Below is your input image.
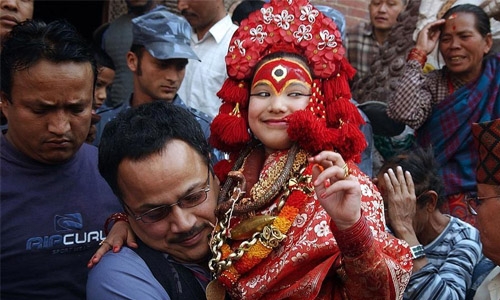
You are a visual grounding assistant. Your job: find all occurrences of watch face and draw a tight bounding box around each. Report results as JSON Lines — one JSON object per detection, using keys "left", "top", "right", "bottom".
{"left": 410, "top": 244, "right": 425, "bottom": 260}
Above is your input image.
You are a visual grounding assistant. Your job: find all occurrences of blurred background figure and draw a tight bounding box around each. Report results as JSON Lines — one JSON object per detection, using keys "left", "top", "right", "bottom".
{"left": 231, "top": 0, "right": 264, "bottom": 25}
{"left": 86, "top": 46, "right": 116, "bottom": 144}
{"left": 176, "top": 0, "right": 237, "bottom": 118}
{"left": 97, "top": 0, "right": 158, "bottom": 108}
{"left": 0, "top": 0, "right": 34, "bottom": 43}
{"left": 0, "top": 0, "right": 34, "bottom": 130}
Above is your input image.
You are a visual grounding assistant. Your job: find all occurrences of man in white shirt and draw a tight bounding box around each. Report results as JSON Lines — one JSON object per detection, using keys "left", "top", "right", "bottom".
{"left": 177, "top": 0, "right": 238, "bottom": 117}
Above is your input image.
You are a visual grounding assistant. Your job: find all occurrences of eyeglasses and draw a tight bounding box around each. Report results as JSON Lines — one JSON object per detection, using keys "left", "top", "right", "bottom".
{"left": 466, "top": 194, "right": 500, "bottom": 216}
{"left": 125, "top": 166, "right": 211, "bottom": 223}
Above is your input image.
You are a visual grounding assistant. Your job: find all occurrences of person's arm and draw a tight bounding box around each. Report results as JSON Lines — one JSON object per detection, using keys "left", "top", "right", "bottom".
{"left": 383, "top": 167, "right": 428, "bottom": 272}
{"left": 87, "top": 214, "right": 137, "bottom": 268}
{"left": 383, "top": 167, "right": 482, "bottom": 299}
{"left": 387, "top": 20, "right": 446, "bottom": 130}
{"left": 481, "top": 0, "right": 500, "bottom": 21}
{"left": 87, "top": 247, "right": 170, "bottom": 300}
{"left": 404, "top": 239, "right": 482, "bottom": 300}
{"left": 309, "top": 152, "right": 413, "bottom": 299}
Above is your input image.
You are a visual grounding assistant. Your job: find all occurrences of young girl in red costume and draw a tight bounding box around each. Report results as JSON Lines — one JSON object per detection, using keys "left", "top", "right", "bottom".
{"left": 206, "top": 0, "right": 412, "bottom": 299}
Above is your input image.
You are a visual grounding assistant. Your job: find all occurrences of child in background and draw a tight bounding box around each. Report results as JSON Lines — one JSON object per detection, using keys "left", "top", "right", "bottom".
{"left": 86, "top": 46, "right": 115, "bottom": 144}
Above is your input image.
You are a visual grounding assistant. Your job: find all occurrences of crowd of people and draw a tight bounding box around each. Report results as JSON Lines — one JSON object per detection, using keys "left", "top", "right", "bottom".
{"left": 1, "top": 0, "right": 500, "bottom": 299}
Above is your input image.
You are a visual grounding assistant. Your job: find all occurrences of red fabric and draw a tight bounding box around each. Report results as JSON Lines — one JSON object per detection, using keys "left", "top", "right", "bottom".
{"left": 440, "top": 192, "right": 477, "bottom": 227}
{"left": 217, "top": 149, "right": 412, "bottom": 300}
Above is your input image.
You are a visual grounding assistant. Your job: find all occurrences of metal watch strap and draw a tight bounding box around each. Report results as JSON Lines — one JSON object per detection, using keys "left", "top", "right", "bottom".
{"left": 410, "top": 244, "right": 426, "bottom": 260}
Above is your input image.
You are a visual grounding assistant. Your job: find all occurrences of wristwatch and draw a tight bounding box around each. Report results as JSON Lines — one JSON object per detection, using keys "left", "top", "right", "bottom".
{"left": 410, "top": 244, "right": 426, "bottom": 260}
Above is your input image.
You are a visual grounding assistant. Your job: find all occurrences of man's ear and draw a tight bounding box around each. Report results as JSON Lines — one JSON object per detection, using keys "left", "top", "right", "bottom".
{"left": 0, "top": 91, "right": 11, "bottom": 120}
{"left": 127, "top": 51, "right": 138, "bottom": 72}
{"left": 424, "top": 190, "right": 439, "bottom": 213}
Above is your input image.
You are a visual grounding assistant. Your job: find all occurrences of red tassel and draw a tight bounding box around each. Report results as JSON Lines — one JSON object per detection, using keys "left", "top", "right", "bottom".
{"left": 323, "top": 74, "right": 351, "bottom": 102}
{"left": 288, "top": 110, "right": 337, "bottom": 154}
{"left": 210, "top": 103, "right": 251, "bottom": 153}
{"left": 217, "top": 78, "right": 249, "bottom": 107}
{"left": 335, "top": 123, "right": 367, "bottom": 163}
{"left": 325, "top": 97, "right": 365, "bottom": 128}
{"left": 341, "top": 57, "right": 356, "bottom": 81}
{"left": 287, "top": 108, "right": 366, "bottom": 162}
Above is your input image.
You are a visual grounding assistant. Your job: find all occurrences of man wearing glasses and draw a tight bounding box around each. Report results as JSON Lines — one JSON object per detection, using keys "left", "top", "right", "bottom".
{"left": 469, "top": 119, "right": 500, "bottom": 300}
{"left": 87, "top": 101, "right": 219, "bottom": 299}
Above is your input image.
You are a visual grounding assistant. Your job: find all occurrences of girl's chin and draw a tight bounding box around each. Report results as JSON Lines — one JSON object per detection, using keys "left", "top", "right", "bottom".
{"left": 261, "top": 141, "right": 294, "bottom": 152}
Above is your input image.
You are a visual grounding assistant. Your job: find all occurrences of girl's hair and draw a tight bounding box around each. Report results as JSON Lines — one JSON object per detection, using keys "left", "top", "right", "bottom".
{"left": 442, "top": 4, "right": 491, "bottom": 37}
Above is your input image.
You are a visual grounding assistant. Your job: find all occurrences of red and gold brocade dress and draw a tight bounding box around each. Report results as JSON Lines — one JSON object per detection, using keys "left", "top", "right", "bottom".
{"left": 209, "top": 144, "right": 412, "bottom": 300}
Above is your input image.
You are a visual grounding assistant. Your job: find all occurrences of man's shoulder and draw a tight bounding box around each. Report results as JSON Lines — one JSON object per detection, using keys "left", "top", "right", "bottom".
{"left": 97, "top": 102, "right": 128, "bottom": 121}
{"left": 188, "top": 107, "right": 212, "bottom": 124}
{"left": 87, "top": 247, "right": 168, "bottom": 299}
{"left": 174, "top": 97, "right": 212, "bottom": 124}
{"left": 88, "top": 247, "right": 153, "bottom": 285}
{"left": 210, "top": 15, "right": 238, "bottom": 42}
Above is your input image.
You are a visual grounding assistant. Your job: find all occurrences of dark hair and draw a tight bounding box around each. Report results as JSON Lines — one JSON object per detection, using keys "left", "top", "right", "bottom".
{"left": 1, "top": 19, "right": 97, "bottom": 103}
{"left": 442, "top": 4, "right": 491, "bottom": 37}
{"left": 98, "top": 101, "right": 212, "bottom": 201}
{"left": 232, "top": 0, "right": 265, "bottom": 25}
{"left": 93, "top": 45, "right": 115, "bottom": 70}
{"left": 379, "top": 147, "right": 446, "bottom": 208}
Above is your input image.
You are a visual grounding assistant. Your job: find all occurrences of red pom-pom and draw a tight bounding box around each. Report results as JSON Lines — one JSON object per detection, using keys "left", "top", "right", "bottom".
{"left": 217, "top": 78, "right": 249, "bottom": 107}
{"left": 213, "top": 159, "right": 234, "bottom": 184}
{"left": 288, "top": 110, "right": 337, "bottom": 154}
{"left": 334, "top": 123, "right": 367, "bottom": 163}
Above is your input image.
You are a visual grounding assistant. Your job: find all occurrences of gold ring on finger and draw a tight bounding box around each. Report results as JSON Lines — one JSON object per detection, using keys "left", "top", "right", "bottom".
{"left": 342, "top": 163, "right": 350, "bottom": 179}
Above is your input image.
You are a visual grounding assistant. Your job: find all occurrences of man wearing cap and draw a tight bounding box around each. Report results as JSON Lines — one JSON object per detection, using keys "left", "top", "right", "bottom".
{"left": 470, "top": 119, "right": 500, "bottom": 299}
{"left": 93, "top": 6, "right": 213, "bottom": 151}
{"left": 98, "top": 0, "right": 158, "bottom": 108}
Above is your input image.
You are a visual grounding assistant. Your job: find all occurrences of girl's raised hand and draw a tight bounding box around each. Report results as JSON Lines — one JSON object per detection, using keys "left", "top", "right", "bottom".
{"left": 309, "top": 151, "right": 361, "bottom": 230}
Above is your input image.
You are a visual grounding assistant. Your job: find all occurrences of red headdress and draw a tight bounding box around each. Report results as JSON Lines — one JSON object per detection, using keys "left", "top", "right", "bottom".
{"left": 210, "top": 0, "right": 366, "bottom": 178}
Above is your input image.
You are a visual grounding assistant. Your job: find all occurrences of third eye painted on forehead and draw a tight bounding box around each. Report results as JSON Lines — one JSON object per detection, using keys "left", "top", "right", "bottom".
{"left": 251, "top": 58, "right": 312, "bottom": 95}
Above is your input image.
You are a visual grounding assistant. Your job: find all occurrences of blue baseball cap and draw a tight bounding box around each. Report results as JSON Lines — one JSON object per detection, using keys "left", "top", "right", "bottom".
{"left": 132, "top": 6, "right": 200, "bottom": 61}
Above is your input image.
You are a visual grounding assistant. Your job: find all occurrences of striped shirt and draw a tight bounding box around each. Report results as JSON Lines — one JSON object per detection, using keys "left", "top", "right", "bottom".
{"left": 404, "top": 216, "right": 482, "bottom": 300}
